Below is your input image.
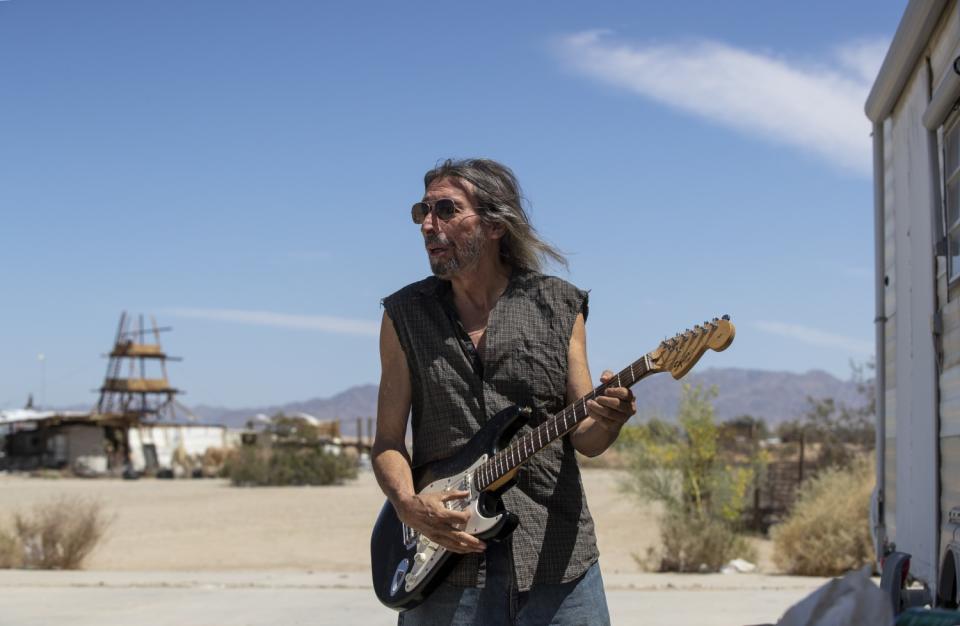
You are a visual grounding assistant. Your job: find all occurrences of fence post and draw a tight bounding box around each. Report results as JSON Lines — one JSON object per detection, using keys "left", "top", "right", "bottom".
{"left": 798, "top": 433, "right": 805, "bottom": 483}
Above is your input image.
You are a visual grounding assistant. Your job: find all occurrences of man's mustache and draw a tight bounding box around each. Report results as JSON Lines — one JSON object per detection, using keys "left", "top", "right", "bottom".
{"left": 424, "top": 234, "right": 452, "bottom": 247}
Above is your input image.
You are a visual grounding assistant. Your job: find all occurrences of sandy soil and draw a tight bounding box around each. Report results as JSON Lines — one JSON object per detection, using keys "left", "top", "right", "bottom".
{"left": 0, "top": 469, "right": 773, "bottom": 573}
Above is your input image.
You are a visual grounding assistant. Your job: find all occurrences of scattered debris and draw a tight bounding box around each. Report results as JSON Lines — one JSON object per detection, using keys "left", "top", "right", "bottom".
{"left": 721, "top": 558, "right": 757, "bottom": 574}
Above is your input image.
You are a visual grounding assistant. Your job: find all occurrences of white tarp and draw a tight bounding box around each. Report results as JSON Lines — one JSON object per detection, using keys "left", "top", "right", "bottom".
{"left": 776, "top": 567, "right": 894, "bottom": 626}
{"left": 0, "top": 409, "right": 91, "bottom": 425}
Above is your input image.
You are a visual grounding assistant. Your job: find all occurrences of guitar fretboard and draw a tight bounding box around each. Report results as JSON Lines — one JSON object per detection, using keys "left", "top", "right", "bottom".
{"left": 472, "top": 353, "right": 655, "bottom": 492}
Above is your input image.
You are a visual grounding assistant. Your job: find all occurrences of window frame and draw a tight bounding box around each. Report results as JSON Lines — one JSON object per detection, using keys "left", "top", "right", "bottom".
{"left": 940, "top": 109, "right": 960, "bottom": 285}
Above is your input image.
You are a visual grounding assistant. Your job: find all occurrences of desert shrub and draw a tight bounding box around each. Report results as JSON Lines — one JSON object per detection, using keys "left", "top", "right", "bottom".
{"left": 644, "top": 509, "right": 757, "bottom": 573}
{"left": 224, "top": 446, "right": 357, "bottom": 487}
{"left": 3, "top": 498, "right": 109, "bottom": 569}
{"left": 199, "top": 446, "right": 229, "bottom": 477}
{"left": 0, "top": 528, "right": 22, "bottom": 568}
{"left": 619, "top": 385, "right": 762, "bottom": 572}
{"left": 771, "top": 455, "right": 874, "bottom": 576}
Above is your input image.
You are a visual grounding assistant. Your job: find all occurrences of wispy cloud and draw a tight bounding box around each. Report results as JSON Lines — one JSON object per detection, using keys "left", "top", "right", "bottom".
{"left": 756, "top": 320, "right": 873, "bottom": 355}
{"left": 165, "top": 308, "right": 379, "bottom": 336}
{"left": 554, "top": 31, "right": 886, "bottom": 175}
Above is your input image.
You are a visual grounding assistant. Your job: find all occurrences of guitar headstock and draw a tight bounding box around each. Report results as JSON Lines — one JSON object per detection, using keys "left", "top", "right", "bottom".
{"left": 650, "top": 315, "right": 735, "bottom": 379}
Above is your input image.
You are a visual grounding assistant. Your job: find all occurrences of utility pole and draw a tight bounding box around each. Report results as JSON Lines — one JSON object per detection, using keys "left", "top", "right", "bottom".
{"left": 37, "top": 353, "right": 46, "bottom": 409}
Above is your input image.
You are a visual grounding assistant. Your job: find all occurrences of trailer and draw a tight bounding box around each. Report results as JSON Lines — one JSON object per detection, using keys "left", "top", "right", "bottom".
{"left": 867, "top": 0, "right": 960, "bottom": 612}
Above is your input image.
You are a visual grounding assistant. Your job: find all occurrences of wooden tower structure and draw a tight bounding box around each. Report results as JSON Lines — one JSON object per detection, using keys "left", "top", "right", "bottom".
{"left": 96, "top": 312, "right": 192, "bottom": 421}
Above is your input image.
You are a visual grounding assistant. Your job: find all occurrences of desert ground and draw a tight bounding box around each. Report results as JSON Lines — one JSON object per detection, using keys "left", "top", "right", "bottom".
{"left": 0, "top": 469, "right": 769, "bottom": 574}
{"left": 0, "top": 469, "right": 826, "bottom": 625}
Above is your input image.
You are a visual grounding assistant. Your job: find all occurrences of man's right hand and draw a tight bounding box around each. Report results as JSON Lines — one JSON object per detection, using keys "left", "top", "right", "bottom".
{"left": 395, "top": 491, "right": 487, "bottom": 555}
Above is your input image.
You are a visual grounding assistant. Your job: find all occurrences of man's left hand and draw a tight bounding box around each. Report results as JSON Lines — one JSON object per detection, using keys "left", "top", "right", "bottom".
{"left": 585, "top": 370, "right": 637, "bottom": 433}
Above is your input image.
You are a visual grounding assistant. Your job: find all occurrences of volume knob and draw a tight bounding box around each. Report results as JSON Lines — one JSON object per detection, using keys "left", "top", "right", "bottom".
{"left": 414, "top": 552, "right": 427, "bottom": 564}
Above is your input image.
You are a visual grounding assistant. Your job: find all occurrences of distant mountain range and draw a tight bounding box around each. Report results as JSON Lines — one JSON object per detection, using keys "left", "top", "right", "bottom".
{"left": 190, "top": 384, "right": 380, "bottom": 431}
{"left": 187, "top": 368, "right": 870, "bottom": 434}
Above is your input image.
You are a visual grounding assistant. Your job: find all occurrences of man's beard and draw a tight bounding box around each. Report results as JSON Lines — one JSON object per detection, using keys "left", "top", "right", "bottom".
{"left": 425, "top": 227, "right": 485, "bottom": 279}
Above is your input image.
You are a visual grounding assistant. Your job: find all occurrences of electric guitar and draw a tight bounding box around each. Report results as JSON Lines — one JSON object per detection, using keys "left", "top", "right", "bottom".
{"left": 370, "top": 315, "right": 736, "bottom": 610}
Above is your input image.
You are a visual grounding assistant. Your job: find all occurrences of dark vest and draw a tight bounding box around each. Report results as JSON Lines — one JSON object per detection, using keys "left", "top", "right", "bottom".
{"left": 382, "top": 270, "right": 599, "bottom": 591}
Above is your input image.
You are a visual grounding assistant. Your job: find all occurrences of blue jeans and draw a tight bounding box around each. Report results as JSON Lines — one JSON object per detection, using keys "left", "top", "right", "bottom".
{"left": 397, "top": 542, "right": 610, "bottom": 626}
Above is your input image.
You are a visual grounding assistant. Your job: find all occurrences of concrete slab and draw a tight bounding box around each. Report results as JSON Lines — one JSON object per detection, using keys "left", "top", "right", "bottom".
{"left": 0, "top": 570, "right": 831, "bottom": 626}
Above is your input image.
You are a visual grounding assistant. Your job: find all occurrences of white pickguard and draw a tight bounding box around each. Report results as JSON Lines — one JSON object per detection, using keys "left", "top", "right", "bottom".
{"left": 394, "top": 455, "right": 500, "bottom": 595}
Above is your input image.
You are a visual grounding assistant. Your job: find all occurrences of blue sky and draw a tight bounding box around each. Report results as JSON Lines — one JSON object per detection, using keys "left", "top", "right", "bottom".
{"left": 0, "top": 1, "right": 906, "bottom": 409}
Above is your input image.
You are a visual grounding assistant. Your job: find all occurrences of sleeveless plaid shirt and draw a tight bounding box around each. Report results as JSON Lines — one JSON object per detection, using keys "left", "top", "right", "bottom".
{"left": 382, "top": 270, "right": 599, "bottom": 591}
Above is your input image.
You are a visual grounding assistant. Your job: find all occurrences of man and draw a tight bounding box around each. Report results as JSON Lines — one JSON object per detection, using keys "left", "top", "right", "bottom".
{"left": 373, "top": 158, "right": 636, "bottom": 625}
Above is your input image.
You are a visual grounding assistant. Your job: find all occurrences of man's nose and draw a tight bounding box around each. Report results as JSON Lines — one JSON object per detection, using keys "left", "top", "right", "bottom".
{"left": 420, "top": 209, "right": 440, "bottom": 235}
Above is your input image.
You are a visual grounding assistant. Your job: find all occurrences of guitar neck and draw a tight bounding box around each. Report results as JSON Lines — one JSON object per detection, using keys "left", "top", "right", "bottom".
{"left": 473, "top": 352, "right": 656, "bottom": 492}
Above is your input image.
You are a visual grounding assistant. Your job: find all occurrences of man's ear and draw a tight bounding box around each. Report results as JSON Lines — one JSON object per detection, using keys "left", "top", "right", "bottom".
{"left": 487, "top": 222, "right": 506, "bottom": 240}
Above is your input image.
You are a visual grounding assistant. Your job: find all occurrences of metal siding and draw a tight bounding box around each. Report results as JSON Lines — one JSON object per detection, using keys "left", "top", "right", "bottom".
{"left": 884, "top": 114, "right": 898, "bottom": 535}
{"left": 886, "top": 442, "right": 898, "bottom": 540}
{"left": 889, "top": 58, "right": 940, "bottom": 589}
{"left": 62, "top": 425, "right": 105, "bottom": 466}
{"left": 886, "top": 385, "right": 897, "bottom": 438}
{"left": 885, "top": 118, "right": 897, "bottom": 318}
{"left": 938, "top": 257, "right": 948, "bottom": 307}
{"left": 886, "top": 321, "right": 897, "bottom": 389}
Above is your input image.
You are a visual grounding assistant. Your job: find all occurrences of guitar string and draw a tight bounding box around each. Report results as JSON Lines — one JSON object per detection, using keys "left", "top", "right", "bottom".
{"left": 473, "top": 321, "right": 723, "bottom": 490}
{"left": 473, "top": 353, "right": 650, "bottom": 491}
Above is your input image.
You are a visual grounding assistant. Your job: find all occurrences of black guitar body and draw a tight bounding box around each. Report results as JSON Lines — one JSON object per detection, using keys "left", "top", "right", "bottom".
{"left": 370, "top": 404, "right": 529, "bottom": 611}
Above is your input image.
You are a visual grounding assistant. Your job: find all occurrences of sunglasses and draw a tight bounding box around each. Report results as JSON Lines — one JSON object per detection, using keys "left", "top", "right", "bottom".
{"left": 411, "top": 198, "right": 460, "bottom": 224}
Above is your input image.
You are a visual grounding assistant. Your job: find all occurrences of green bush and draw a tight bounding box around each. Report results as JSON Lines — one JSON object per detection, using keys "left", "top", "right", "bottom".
{"left": 619, "top": 385, "right": 761, "bottom": 572}
{"left": 0, "top": 498, "right": 109, "bottom": 570}
{"left": 224, "top": 446, "right": 357, "bottom": 487}
{"left": 771, "top": 455, "right": 874, "bottom": 576}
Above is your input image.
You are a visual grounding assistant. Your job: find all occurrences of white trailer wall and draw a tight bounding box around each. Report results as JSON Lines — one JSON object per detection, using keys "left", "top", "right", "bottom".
{"left": 870, "top": 0, "right": 960, "bottom": 597}
{"left": 128, "top": 424, "right": 227, "bottom": 472}
{"left": 886, "top": 57, "right": 941, "bottom": 588}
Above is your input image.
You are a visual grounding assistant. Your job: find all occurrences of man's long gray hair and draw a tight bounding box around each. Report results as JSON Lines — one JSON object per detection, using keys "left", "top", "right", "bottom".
{"left": 424, "top": 158, "right": 567, "bottom": 273}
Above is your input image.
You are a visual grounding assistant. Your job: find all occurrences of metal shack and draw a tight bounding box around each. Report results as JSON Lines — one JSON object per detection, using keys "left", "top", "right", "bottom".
{"left": 0, "top": 409, "right": 122, "bottom": 472}
{"left": 867, "top": 0, "right": 960, "bottom": 607}
{"left": 0, "top": 313, "right": 229, "bottom": 476}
